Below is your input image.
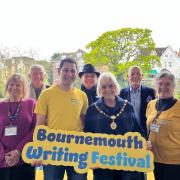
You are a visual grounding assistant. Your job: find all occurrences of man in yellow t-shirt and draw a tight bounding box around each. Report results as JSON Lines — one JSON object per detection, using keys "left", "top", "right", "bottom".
{"left": 34, "top": 58, "right": 88, "bottom": 180}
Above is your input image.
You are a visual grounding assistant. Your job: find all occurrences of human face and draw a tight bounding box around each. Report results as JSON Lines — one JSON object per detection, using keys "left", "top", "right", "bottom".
{"left": 157, "top": 76, "right": 175, "bottom": 99}
{"left": 7, "top": 80, "right": 23, "bottom": 101}
{"left": 29, "top": 68, "right": 45, "bottom": 88}
{"left": 100, "top": 79, "right": 116, "bottom": 100}
{"left": 81, "top": 73, "right": 97, "bottom": 89}
{"left": 58, "top": 62, "right": 77, "bottom": 87}
{"left": 128, "top": 67, "right": 143, "bottom": 90}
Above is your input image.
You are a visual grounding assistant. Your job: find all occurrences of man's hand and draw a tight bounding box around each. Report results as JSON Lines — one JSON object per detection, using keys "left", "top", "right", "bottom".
{"left": 31, "top": 160, "right": 43, "bottom": 167}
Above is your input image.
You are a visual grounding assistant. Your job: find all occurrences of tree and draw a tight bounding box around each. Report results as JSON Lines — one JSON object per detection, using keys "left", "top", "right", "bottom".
{"left": 84, "top": 28, "right": 160, "bottom": 77}
{"left": 0, "top": 45, "right": 11, "bottom": 59}
{"left": 51, "top": 52, "right": 61, "bottom": 60}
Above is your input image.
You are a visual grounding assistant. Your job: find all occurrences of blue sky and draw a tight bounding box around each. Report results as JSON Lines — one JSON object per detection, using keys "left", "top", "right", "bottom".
{"left": 0, "top": 0, "right": 179, "bottom": 59}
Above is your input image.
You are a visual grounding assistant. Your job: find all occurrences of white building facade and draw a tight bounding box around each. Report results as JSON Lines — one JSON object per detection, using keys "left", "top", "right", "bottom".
{"left": 154, "top": 46, "right": 180, "bottom": 78}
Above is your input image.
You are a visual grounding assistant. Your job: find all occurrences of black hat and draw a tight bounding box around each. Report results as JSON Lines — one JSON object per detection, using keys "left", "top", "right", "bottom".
{"left": 79, "top": 64, "right": 100, "bottom": 78}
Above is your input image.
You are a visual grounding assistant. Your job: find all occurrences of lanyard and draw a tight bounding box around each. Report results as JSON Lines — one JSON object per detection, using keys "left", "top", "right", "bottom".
{"left": 8, "top": 99, "right": 21, "bottom": 123}
{"left": 147, "top": 99, "right": 171, "bottom": 139}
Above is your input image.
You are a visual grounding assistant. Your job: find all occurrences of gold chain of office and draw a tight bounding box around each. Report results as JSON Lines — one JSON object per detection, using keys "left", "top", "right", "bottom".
{"left": 95, "top": 100, "right": 128, "bottom": 130}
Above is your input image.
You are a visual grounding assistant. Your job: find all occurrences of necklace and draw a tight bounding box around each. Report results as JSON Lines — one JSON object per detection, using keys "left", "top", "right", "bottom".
{"left": 8, "top": 99, "right": 22, "bottom": 123}
{"left": 95, "top": 100, "right": 128, "bottom": 130}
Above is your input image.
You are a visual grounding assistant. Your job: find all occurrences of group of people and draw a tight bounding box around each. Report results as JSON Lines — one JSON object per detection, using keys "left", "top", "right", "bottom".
{"left": 0, "top": 58, "right": 179, "bottom": 180}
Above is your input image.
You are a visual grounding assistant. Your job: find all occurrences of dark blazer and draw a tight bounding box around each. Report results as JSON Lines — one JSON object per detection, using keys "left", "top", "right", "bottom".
{"left": 119, "top": 85, "right": 156, "bottom": 137}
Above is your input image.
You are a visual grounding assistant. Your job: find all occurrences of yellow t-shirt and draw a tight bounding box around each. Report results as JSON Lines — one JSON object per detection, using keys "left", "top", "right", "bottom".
{"left": 35, "top": 85, "right": 88, "bottom": 131}
{"left": 146, "top": 99, "right": 180, "bottom": 164}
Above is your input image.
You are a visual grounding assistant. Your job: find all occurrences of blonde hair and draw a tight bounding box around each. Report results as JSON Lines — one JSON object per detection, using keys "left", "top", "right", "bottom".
{"left": 97, "top": 72, "right": 120, "bottom": 97}
{"left": 4, "top": 73, "right": 29, "bottom": 98}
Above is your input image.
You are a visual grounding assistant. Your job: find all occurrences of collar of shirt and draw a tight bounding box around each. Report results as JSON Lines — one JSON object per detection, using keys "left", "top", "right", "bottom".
{"left": 130, "top": 85, "right": 141, "bottom": 93}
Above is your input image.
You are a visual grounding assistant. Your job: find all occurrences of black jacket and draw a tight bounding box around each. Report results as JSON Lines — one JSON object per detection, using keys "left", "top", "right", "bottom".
{"left": 81, "top": 85, "right": 98, "bottom": 105}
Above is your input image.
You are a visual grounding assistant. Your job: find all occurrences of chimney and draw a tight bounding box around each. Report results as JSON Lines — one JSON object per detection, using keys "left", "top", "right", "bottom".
{"left": 178, "top": 49, "right": 180, "bottom": 57}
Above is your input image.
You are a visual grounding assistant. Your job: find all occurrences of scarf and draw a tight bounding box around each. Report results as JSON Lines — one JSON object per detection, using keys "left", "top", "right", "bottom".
{"left": 29, "top": 83, "right": 47, "bottom": 100}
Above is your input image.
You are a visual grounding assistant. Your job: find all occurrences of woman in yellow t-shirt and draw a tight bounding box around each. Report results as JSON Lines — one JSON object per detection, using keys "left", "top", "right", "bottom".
{"left": 146, "top": 70, "right": 180, "bottom": 180}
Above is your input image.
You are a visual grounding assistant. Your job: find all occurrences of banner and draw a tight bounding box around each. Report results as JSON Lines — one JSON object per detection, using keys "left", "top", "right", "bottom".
{"left": 22, "top": 125, "right": 154, "bottom": 174}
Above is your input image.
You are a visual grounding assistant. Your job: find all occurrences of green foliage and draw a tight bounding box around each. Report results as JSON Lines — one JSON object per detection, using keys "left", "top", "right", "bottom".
{"left": 0, "top": 81, "right": 4, "bottom": 98}
{"left": 84, "top": 28, "right": 160, "bottom": 77}
{"left": 51, "top": 53, "right": 60, "bottom": 60}
{"left": 175, "top": 93, "right": 180, "bottom": 99}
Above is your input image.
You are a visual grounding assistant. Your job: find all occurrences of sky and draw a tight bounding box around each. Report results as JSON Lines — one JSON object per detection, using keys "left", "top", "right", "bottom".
{"left": 0, "top": 0, "right": 179, "bottom": 60}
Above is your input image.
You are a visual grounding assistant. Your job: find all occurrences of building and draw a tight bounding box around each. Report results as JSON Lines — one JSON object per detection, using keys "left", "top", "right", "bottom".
{"left": 0, "top": 56, "right": 35, "bottom": 82}
{"left": 152, "top": 46, "right": 180, "bottom": 78}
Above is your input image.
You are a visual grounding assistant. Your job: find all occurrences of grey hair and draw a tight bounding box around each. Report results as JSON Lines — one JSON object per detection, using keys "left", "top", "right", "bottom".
{"left": 156, "top": 70, "right": 176, "bottom": 86}
{"left": 97, "top": 72, "right": 120, "bottom": 97}
{"left": 128, "top": 65, "right": 142, "bottom": 75}
{"left": 4, "top": 73, "right": 29, "bottom": 98}
{"left": 29, "top": 64, "right": 46, "bottom": 76}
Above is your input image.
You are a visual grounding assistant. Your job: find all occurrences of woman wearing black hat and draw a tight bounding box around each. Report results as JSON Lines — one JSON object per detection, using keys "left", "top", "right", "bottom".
{"left": 79, "top": 64, "right": 100, "bottom": 105}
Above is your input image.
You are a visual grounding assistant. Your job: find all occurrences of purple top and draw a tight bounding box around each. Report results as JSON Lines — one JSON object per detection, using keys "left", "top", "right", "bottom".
{"left": 0, "top": 98, "right": 36, "bottom": 167}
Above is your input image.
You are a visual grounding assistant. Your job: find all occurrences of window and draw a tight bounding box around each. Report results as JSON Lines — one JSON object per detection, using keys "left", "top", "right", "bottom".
{"left": 77, "top": 52, "right": 82, "bottom": 58}
{"left": 61, "top": 55, "right": 66, "bottom": 60}
{"left": 168, "top": 62, "right": 172, "bottom": 67}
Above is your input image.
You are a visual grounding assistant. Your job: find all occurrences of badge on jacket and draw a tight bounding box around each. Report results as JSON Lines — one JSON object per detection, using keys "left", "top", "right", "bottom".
{"left": 146, "top": 96, "right": 153, "bottom": 103}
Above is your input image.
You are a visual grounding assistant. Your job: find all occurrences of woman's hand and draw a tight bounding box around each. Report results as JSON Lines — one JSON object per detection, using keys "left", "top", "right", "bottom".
{"left": 5, "top": 150, "right": 20, "bottom": 167}
{"left": 146, "top": 140, "right": 152, "bottom": 150}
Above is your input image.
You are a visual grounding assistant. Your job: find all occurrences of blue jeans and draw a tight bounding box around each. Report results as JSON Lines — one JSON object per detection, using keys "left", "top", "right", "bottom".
{"left": 43, "top": 165, "right": 87, "bottom": 180}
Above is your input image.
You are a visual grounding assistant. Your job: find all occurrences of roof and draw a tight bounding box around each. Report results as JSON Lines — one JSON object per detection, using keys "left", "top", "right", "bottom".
{"left": 155, "top": 47, "right": 167, "bottom": 57}
{"left": 11, "top": 56, "right": 34, "bottom": 60}
{"left": 140, "top": 47, "right": 168, "bottom": 57}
